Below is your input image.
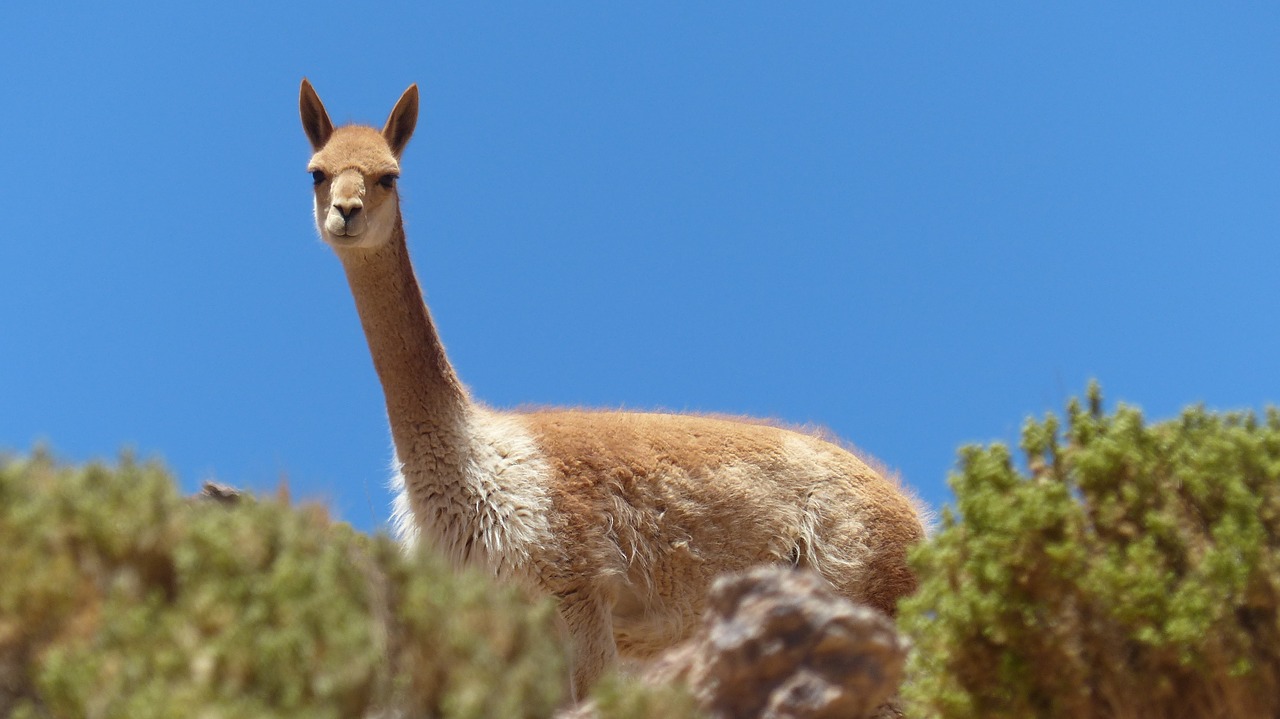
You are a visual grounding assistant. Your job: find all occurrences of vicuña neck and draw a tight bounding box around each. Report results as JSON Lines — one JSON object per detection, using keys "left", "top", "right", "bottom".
{"left": 337, "top": 216, "right": 470, "bottom": 462}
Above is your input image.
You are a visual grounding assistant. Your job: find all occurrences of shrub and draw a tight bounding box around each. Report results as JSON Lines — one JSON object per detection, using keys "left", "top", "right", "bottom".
{"left": 584, "top": 675, "right": 704, "bottom": 719}
{"left": 901, "top": 385, "right": 1280, "bottom": 718}
{"left": 0, "top": 450, "right": 567, "bottom": 718}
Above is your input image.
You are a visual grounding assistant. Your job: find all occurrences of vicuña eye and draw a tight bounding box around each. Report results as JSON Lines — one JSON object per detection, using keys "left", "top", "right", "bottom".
{"left": 379, "top": 174, "right": 398, "bottom": 189}
{"left": 311, "top": 170, "right": 326, "bottom": 185}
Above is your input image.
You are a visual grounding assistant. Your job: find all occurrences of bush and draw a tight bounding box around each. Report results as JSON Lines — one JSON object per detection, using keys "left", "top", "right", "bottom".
{"left": 0, "top": 450, "right": 567, "bottom": 718}
{"left": 584, "top": 675, "right": 704, "bottom": 719}
{"left": 901, "top": 385, "right": 1280, "bottom": 718}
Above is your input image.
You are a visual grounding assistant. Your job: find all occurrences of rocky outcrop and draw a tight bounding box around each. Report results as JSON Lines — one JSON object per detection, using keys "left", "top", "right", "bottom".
{"left": 197, "top": 480, "right": 243, "bottom": 504}
{"left": 565, "top": 566, "right": 909, "bottom": 719}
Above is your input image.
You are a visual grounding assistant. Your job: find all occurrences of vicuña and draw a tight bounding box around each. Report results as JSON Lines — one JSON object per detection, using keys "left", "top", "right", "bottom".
{"left": 299, "top": 79, "right": 925, "bottom": 697}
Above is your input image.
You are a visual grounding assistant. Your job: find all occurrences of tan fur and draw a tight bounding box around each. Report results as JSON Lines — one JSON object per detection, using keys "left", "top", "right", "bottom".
{"left": 299, "top": 79, "right": 926, "bottom": 698}
{"left": 520, "top": 412, "right": 921, "bottom": 655}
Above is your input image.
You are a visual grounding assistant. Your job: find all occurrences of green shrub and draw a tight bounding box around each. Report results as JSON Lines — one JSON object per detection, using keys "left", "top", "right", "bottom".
{"left": 0, "top": 450, "right": 567, "bottom": 718}
{"left": 901, "top": 384, "right": 1280, "bottom": 718}
{"left": 587, "top": 674, "right": 704, "bottom": 719}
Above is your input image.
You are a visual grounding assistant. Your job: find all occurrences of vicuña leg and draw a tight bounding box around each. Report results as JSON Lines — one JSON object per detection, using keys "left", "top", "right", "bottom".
{"left": 557, "top": 590, "right": 618, "bottom": 699}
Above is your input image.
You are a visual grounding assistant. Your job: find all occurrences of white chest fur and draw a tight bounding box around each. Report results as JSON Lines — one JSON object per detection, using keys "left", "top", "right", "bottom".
{"left": 390, "top": 409, "right": 555, "bottom": 584}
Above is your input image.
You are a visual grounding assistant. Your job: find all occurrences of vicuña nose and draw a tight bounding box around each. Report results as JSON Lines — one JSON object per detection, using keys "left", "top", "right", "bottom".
{"left": 333, "top": 199, "right": 363, "bottom": 220}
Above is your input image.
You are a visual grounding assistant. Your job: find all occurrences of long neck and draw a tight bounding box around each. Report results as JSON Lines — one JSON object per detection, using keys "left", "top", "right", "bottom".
{"left": 337, "top": 215, "right": 470, "bottom": 463}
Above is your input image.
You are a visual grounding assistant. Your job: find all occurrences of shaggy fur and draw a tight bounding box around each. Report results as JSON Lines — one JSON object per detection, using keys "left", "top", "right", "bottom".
{"left": 300, "top": 79, "right": 926, "bottom": 698}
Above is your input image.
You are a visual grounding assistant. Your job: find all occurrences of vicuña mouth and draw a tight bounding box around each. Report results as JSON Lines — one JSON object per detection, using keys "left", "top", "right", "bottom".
{"left": 326, "top": 221, "right": 364, "bottom": 238}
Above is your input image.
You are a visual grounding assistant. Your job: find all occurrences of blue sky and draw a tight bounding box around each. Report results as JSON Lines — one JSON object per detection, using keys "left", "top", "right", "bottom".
{"left": 4, "top": 4, "right": 1278, "bottom": 533}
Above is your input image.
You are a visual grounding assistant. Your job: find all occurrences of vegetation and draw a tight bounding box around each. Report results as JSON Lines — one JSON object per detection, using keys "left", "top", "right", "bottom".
{"left": 901, "top": 384, "right": 1280, "bottom": 718}
{"left": 0, "top": 450, "right": 575, "bottom": 718}
{"left": 7, "top": 383, "right": 1279, "bottom": 718}
{"left": 586, "top": 675, "right": 704, "bottom": 719}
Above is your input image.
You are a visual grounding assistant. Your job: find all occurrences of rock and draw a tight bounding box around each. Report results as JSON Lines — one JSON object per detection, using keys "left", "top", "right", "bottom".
{"left": 197, "top": 481, "right": 243, "bottom": 504}
{"left": 563, "top": 566, "right": 909, "bottom": 719}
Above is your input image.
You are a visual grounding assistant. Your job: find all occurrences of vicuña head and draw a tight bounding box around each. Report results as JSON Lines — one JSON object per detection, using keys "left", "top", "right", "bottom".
{"left": 298, "top": 79, "right": 926, "bottom": 703}
{"left": 301, "top": 79, "right": 418, "bottom": 250}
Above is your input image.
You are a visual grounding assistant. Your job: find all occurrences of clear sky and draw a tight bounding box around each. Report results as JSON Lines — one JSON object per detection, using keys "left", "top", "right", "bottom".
{"left": 4, "top": 4, "right": 1278, "bottom": 533}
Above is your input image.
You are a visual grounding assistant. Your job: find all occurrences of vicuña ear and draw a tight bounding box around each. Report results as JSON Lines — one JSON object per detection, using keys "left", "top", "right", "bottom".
{"left": 300, "top": 78, "right": 334, "bottom": 151}
{"left": 383, "top": 84, "right": 419, "bottom": 158}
